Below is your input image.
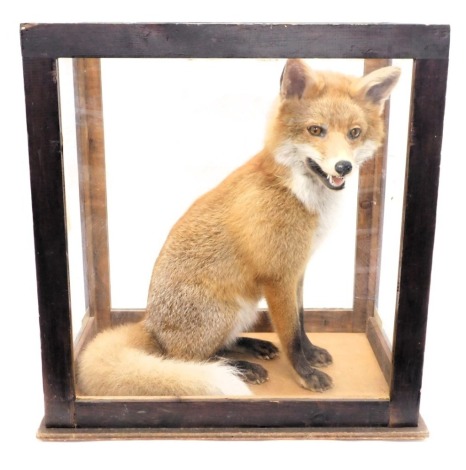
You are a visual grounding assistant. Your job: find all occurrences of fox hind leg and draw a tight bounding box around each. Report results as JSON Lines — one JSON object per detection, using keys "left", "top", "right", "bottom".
{"left": 215, "top": 338, "right": 276, "bottom": 385}
{"left": 223, "top": 358, "right": 269, "bottom": 384}
{"left": 226, "top": 336, "right": 280, "bottom": 360}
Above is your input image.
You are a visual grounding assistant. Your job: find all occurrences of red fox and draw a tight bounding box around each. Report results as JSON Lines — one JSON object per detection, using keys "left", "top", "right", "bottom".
{"left": 77, "top": 59, "right": 400, "bottom": 396}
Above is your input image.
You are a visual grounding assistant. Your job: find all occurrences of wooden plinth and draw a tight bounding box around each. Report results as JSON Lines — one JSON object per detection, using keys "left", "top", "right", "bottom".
{"left": 37, "top": 332, "right": 428, "bottom": 441}
{"left": 37, "top": 418, "right": 428, "bottom": 441}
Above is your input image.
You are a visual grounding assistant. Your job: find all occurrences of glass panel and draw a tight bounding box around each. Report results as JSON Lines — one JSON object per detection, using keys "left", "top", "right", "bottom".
{"left": 376, "top": 59, "right": 413, "bottom": 345}
{"left": 59, "top": 58, "right": 86, "bottom": 340}
{"left": 56, "top": 56, "right": 418, "bottom": 403}
{"left": 59, "top": 57, "right": 412, "bottom": 348}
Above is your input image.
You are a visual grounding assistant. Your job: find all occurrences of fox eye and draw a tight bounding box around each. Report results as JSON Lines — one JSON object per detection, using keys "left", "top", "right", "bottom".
{"left": 308, "top": 125, "right": 326, "bottom": 137}
{"left": 348, "top": 127, "right": 362, "bottom": 139}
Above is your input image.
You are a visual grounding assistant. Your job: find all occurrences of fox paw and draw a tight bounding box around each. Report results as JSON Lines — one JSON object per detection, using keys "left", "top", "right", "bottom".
{"left": 236, "top": 337, "right": 279, "bottom": 360}
{"left": 304, "top": 345, "right": 333, "bottom": 368}
{"left": 299, "top": 368, "right": 333, "bottom": 392}
{"left": 231, "top": 360, "right": 269, "bottom": 384}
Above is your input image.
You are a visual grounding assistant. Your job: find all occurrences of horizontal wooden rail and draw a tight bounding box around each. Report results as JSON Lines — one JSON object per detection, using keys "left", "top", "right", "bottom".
{"left": 21, "top": 23, "right": 449, "bottom": 59}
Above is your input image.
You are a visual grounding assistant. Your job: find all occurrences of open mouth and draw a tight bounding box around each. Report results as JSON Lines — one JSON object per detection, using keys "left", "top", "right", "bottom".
{"left": 306, "top": 158, "right": 346, "bottom": 190}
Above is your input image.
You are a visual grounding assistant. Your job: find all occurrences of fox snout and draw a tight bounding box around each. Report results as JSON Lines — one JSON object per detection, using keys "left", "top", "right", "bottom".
{"left": 335, "top": 160, "right": 352, "bottom": 177}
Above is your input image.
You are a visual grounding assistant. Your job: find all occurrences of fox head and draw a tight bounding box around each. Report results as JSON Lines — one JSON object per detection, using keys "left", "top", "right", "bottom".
{"left": 268, "top": 59, "right": 400, "bottom": 192}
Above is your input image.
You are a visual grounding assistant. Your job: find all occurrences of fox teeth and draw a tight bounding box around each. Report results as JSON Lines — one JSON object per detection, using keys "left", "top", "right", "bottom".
{"left": 327, "top": 175, "right": 345, "bottom": 187}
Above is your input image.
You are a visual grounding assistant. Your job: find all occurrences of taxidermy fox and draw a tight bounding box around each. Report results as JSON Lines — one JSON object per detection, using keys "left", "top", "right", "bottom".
{"left": 78, "top": 59, "right": 400, "bottom": 396}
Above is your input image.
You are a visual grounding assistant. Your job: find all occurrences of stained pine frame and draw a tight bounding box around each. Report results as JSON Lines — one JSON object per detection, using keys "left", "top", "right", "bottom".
{"left": 21, "top": 23, "right": 449, "bottom": 439}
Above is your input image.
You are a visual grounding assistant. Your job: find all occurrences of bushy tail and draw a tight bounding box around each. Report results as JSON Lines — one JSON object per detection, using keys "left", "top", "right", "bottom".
{"left": 77, "top": 323, "right": 251, "bottom": 397}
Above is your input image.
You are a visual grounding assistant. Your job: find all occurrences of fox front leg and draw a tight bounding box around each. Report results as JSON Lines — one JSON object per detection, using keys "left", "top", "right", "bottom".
{"left": 264, "top": 282, "right": 333, "bottom": 392}
{"left": 297, "top": 276, "right": 333, "bottom": 367}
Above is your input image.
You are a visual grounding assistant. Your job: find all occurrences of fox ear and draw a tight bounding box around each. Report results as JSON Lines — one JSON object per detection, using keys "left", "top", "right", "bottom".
{"left": 351, "top": 66, "right": 401, "bottom": 110}
{"left": 280, "top": 59, "right": 323, "bottom": 99}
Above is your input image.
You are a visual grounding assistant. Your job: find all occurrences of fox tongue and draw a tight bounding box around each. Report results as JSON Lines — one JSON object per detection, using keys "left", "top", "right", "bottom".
{"left": 329, "top": 175, "right": 345, "bottom": 187}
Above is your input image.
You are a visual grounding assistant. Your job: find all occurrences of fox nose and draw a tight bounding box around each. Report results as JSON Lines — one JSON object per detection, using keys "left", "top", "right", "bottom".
{"left": 335, "top": 160, "right": 352, "bottom": 177}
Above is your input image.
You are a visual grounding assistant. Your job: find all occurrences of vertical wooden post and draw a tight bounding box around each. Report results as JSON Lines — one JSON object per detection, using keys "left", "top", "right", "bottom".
{"left": 23, "top": 57, "right": 76, "bottom": 427}
{"left": 73, "top": 58, "right": 111, "bottom": 332}
{"left": 352, "top": 59, "right": 391, "bottom": 332}
{"left": 389, "top": 58, "right": 449, "bottom": 426}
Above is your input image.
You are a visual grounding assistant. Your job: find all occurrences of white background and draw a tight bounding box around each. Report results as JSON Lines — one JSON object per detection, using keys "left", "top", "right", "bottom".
{"left": 2, "top": 1, "right": 465, "bottom": 468}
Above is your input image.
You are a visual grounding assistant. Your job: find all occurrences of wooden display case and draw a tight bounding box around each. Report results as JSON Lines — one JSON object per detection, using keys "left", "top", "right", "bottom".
{"left": 21, "top": 23, "right": 449, "bottom": 440}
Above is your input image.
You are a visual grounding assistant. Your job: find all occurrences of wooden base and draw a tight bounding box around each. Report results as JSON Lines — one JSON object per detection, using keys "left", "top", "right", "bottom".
{"left": 36, "top": 331, "right": 428, "bottom": 440}
{"left": 75, "top": 331, "right": 390, "bottom": 400}
{"left": 37, "top": 416, "right": 428, "bottom": 441}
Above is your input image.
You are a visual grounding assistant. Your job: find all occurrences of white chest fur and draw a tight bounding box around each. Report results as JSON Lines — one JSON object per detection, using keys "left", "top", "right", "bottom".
{"left": 274, "top": 144, "right": 344, "bottom": 252}
{"left": 288, "top": 165, "right": 343, "bottom": 253}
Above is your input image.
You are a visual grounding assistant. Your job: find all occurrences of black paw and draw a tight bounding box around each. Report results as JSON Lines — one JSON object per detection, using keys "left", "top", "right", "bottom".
{"left": 304, "top": 344, "right": 333, "bottom": 368}
{"left": 235, "top": 337, "right": 279, "bottom": 360}
{"left": 299, "top": 368, "right": 333, "bottom": 392}
{"left": 230, "top": 359, "right": 269, "bottom": 384}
